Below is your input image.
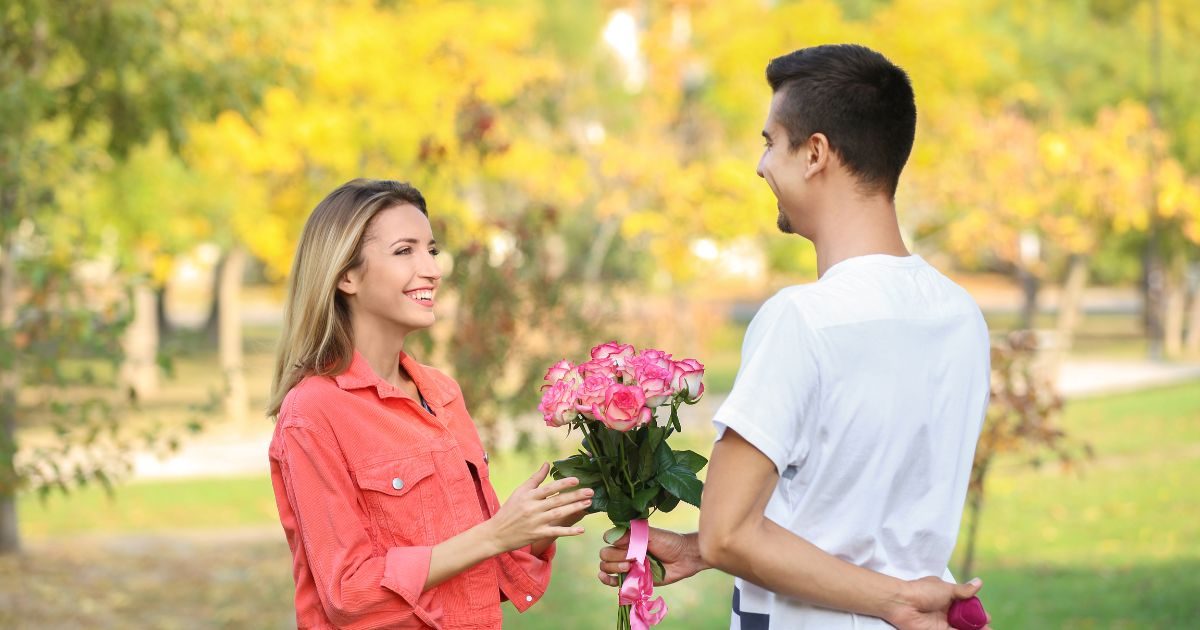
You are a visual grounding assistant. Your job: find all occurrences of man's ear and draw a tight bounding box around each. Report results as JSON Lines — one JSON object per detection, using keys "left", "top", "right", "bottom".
{"left": 805, "top": 132, "right": 831, "bottom": 179}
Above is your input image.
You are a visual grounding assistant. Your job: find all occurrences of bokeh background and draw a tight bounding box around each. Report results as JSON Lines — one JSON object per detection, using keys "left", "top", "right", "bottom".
{"left": 2, "top": 0, "right": 1198, "bottom": 628}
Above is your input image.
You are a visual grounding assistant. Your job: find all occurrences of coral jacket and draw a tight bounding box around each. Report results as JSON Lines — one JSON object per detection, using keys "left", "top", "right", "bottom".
{"left": 270, "top": 351, "right": 554, "bottom": 629}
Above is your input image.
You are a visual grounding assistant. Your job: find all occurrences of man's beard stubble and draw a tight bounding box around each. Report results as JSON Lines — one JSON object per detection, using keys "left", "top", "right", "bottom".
{"left": 776, "top": 210, "right": 793, "bottom": 234}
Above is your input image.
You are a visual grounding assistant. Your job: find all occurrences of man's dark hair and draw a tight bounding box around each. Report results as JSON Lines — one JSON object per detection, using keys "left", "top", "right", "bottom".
{"left": 765, "top": 44, "right": 916, "bottom": 198}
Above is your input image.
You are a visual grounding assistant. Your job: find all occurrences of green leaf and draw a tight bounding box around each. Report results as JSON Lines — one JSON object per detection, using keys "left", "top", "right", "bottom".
{"left": 606, "top": 489, "right": 639, "bottom": 525}
{"left": 590, "top": 484, "right": 609, "bottom": 514}
{"left": 552, "top": 453, "right": 603, "bottom": 486}
{"left": 659, "top": 468, "right": 703, "bottom": 508}
{"left": 654, "top": 444, "right": 704, "bottom": 508}
{"left": 655, "top": 489, "right": 680, "bottom": 513}
{"left": 603, "top": 525, "right": 628, "bottom": 545}
{"left": 632, "top": 486, "right": 658, "bottom": 513}
{"left": 673, "top": 449, "right": 709, "bottom": 474}
{"left": 648, "top": 553, "right": 666, "bottom": 584}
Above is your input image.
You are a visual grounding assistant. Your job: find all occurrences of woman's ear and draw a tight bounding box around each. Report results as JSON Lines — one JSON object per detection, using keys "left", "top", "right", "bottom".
{"left": 337, "top": 268, "right": 359, "bottom": 296}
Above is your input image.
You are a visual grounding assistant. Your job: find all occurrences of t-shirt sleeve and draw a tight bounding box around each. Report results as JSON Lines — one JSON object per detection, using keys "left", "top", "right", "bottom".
{"left": 713, "top": 293, "right": 818, "bottom": 475}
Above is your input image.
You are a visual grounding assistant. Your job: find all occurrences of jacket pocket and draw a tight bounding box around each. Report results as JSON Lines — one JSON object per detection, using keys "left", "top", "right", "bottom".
{"left": 355, "top": 454, "right": 437, "bottom": 548}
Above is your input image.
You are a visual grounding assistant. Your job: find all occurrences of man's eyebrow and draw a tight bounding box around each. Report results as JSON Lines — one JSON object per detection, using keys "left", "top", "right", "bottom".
{"left": 761, "top": 130, "right": 772, "bottom": 141}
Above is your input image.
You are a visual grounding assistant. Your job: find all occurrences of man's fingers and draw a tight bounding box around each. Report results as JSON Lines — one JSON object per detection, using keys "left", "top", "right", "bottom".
{"left": 598, "top": 558, "right": 631, "bottom": 574}
{"left": 956, "top": 577, "right": 983, "bottom": 599}
{"left": 596, "top": 571, "right": 620, "bottom": 587}
{"left": 598, "top": 546, "right": 628, "bottom": 563}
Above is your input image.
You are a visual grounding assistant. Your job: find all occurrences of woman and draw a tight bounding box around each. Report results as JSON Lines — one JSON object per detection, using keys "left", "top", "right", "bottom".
{"left": 267, "top": 179, "right": 591, "bottom": 629}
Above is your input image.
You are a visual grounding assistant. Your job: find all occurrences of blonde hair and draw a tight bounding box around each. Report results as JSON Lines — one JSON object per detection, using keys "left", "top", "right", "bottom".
{"left": 268, "top": 178, "right": 428, "bottom": 418}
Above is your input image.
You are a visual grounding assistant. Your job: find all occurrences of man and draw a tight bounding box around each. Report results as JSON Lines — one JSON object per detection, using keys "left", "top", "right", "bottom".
{"left": 597, "top": 44, "right": 992, "bottom": 629}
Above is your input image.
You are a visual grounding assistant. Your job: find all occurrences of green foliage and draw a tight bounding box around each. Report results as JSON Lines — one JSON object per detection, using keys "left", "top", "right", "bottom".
{"left": 551, "top": 410, "right": 709, "bottom": 527}
{"left": 0, "top": 0, "right": 293, "bottom": 551}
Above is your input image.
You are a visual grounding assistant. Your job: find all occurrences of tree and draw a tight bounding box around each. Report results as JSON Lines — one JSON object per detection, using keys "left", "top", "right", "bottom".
{"left": 960, "top": 331, "right": 1088, "bottom": 578}
{"left": 0, "top": 0, "right": 290, "bottom": 554}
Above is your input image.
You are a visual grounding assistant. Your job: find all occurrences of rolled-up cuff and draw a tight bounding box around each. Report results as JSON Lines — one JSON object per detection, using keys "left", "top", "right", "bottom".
{"left": 380, "top": 546, "right": 440, "bottom": 628}
{"left": 503, "top": 542, "right": 555, "bottom": 612}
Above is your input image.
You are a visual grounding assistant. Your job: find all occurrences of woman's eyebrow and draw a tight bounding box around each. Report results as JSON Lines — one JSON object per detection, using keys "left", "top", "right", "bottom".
{"left": 389, "top": 237, "right": 438, "bottom": 247}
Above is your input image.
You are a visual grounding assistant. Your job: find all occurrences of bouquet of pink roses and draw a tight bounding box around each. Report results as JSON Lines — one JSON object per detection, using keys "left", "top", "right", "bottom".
{"left": 538, "top": 341, "right": 707, "bottom": 630}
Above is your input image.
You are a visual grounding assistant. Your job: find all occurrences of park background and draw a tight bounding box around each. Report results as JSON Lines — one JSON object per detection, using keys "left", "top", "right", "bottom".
{"left": 2, "top": 0, "right": 1198, "bottom": 627}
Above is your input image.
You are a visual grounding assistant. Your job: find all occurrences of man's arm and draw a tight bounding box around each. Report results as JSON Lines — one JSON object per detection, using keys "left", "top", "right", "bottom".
{"left": 698, "top": 428, "right": 983, "bottom": 627}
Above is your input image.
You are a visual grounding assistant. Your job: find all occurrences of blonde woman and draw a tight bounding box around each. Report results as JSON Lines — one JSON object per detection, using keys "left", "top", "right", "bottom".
{"left": 268, "top": 179, "right": 591, "bottom": 629}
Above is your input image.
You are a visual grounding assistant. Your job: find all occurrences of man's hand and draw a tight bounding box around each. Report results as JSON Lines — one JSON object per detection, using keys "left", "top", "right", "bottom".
{"left": 596, "top": 527, "right": 708, "bottom": 587}
{"left": 885, "top": 576, "right": 991, "bottom": 630}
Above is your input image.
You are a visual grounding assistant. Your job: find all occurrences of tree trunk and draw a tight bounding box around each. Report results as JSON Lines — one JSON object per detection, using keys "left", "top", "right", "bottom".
{"left": 1185, "top": 268, "right": 1200, "bottom": 356}
{"left": 120, "top": 282, "right": 159, "bottom": 399}
{"left": 204, "top": 255, "right": 224, "bottom": 343}
{"left": 1143, "top": 239, "right": 1166, "bottom": 360}
{"left": 155, "top": 284, "right": 172, "bottom": 341}
{"left": 1050, "top": 254, "right": 1090, "bottom": 375}
{"left": 959, "top": 463, "right": 989, "bottom": 580}
{"left": 219, "top": 247, "right": 247, "bottom": 425}
{"left": 0, "top": 228, "right": 20, "bottom": 554}
{"left": 1163, "top": 252, "right": 1187, "bottom": 359}
{"left": 1017, "top": 267, "right": 1040, "bottom": 331}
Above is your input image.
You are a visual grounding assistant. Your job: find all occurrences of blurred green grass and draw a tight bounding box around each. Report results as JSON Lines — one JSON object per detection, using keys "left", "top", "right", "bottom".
{"left": 14, "top": 371, "right": 1200, "bottom": 628}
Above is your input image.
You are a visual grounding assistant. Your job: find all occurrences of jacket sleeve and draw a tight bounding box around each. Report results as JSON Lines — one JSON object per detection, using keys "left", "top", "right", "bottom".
{"left": 272, "top": 418, "right": 442, "bottom": 629}
{"left": 498, "top": 541, "right": 556, "bottom": 612}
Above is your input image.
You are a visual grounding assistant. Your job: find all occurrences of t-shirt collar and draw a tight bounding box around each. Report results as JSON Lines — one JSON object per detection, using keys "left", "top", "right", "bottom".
{"left": 821, "top": 253, "right": 925, "bottom": 281}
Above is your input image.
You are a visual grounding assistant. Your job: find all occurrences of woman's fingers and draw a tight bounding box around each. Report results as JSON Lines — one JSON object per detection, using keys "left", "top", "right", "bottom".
{"left": 542, "top": 525, "right": 586, "bottom": 538}
{"left": 542, "top": 487, "right": 593, "bottom": 509}
{"left": 532, "top": 475, "right": 579, "bottom": 500}
{"left": 520, "top": 463, "right": 551, "bottom": 490}
{"left": 548, "top": 499, "right": 591, "bottom": 522}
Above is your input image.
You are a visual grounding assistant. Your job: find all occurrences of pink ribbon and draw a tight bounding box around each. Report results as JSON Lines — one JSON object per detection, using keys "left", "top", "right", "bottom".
{"left": 619, "top": 519, "right": 668, "bottom": 630}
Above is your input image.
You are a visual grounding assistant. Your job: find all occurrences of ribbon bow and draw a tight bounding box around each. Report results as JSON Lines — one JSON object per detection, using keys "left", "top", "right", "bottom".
{"left": 618, "top": 519, "right": 668, "bottom": 630}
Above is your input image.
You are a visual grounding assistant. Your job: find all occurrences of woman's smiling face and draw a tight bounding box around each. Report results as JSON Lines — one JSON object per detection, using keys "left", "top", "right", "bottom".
{"left": 338, "top": 203, "right": 443, "bottom": 337}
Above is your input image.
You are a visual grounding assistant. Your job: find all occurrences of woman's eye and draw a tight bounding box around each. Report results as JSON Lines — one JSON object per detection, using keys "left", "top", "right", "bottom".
{"left": 394, "top": 248, "right": 412, "bottom": 256}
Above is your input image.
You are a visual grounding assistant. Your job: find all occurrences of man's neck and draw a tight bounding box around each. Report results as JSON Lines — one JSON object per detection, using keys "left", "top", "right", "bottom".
{"left": 812, "top": 196, "right": 909, "bottom": 278}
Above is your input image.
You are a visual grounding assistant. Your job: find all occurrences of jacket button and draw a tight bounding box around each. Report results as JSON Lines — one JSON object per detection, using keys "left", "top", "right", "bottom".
{"left": 525, "top": 595, "right": 533, "bottom": 602}
{"left": 483, "top": 451, "right": 489, "bottom": 464}
{"left": 392, "top": 478, "right": 404, "bottom": 491}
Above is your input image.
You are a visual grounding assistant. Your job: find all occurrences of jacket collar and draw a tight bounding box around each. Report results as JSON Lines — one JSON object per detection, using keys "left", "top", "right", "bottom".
{"left": 334, "top": 350, "right": 456, "bottom": 406}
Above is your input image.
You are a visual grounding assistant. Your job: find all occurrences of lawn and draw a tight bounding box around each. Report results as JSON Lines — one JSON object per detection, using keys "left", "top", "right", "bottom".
{"left": 7, "top": 381, "right": 1200, "bottom": 628}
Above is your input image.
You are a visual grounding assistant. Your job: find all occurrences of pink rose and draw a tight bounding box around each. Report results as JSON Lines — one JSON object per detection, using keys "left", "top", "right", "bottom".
{"left": 672, "top": 358, "right": 705, "bottom": 403}
{"left": 543, "top": 359, "right": 574, "bottom": 385}
{"left": 635, "top": 362, "right": 674, "bottom": 407}
{"left": 601, "top": 383, "right": 651, "bottom": 431}
{"left": 623, "top": 348, "right": 672, "bottom": 383}
{"left": 591, "top": 341, "right": 635, "bottom": 361}
{"left": 538, "top": 380, "right": 577, "bottom": 427}
{"left": 577, "top": 357, "right": 618, "bottom": 380}
{"left": 575, "top": 374, "right": 615, "bottom": 420}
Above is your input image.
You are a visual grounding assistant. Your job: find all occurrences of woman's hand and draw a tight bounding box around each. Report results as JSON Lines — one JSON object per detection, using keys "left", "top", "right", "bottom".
{"left": 485, "top": 463, "right": 592, "bottom": 554}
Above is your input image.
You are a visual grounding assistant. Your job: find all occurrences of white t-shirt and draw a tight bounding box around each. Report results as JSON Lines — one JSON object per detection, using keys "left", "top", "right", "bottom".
{"left": 713, "top": 254, "right": 990, "bottom": 630}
